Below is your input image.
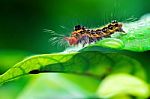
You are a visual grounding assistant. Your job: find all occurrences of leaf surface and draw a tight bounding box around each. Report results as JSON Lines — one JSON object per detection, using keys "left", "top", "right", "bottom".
{"left": 0, "top": 51, "right": 146, "bottom": 85}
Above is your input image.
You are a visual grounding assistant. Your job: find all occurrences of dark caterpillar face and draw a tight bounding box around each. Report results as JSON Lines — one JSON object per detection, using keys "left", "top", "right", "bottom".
{"left": 74, "top": 25, "right": 81, "bottom": 31}
{"left": 74, "top": 25, "right": 86, "bottom": 31}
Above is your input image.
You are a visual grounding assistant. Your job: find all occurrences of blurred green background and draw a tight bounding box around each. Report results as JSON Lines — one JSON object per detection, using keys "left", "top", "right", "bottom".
{"left": 0, "top": 0, "right": 150, "bottom": 53}
{"left": 0, "top": 0, "right": 150, "bottom": 99}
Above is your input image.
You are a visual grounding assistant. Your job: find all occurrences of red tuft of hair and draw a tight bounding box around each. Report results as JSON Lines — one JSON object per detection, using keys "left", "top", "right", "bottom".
{"left": 64, "top": 37, "right": 78, "bottom": 46}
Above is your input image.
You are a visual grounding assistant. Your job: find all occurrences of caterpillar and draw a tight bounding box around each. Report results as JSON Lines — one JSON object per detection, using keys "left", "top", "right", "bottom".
{"left": 65, "top": 20, "right": 125, "bottom": 47}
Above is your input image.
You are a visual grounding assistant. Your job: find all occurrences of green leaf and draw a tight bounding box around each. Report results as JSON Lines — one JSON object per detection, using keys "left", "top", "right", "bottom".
{"left": 0, "top": 50, "right": 31, "bottom": 74}
{"left": 0, "top": 51, "right": 146, "bottom": 85}
{"left": 97, "top": 73, "right": 150, "bottom": 98}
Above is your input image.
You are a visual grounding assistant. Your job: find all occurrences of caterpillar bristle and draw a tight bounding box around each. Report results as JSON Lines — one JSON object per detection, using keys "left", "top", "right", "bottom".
{"left": 44, "top": 29, "right": 69, "bottom": 48}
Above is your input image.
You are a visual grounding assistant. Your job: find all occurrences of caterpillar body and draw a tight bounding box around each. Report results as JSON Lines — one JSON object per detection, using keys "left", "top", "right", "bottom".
{"left": 65, "top": 20, "right": 125, "bottom": 47}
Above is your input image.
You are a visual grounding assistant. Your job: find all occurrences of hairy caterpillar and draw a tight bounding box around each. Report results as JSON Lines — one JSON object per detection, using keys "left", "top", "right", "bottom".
{"left": 46, "top": 20, "right": 125, "bottom": 48}
{"left": 65, "top": 20, "right": 125, "bottom": 47}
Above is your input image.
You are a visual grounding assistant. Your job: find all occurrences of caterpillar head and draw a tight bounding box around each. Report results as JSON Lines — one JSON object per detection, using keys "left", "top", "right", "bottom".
{"left": 74, "top": 25, "right": 85, "bottom": 31}
{"left": 64, "top": 25, "right": 85, "bottom": 46}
